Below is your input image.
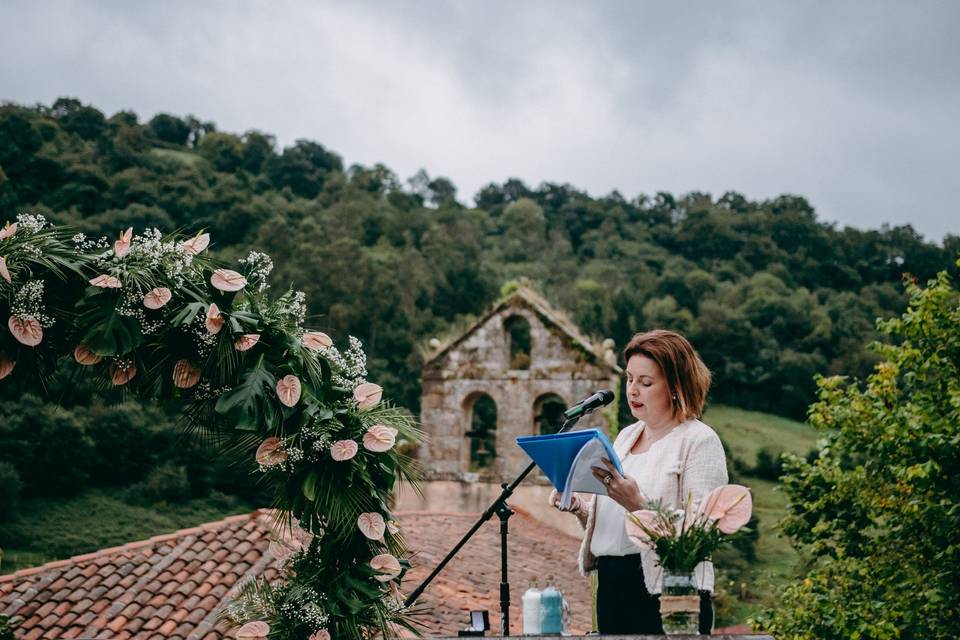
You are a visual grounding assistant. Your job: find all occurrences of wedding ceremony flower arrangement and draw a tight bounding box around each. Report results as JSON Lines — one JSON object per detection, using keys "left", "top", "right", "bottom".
{"left": 0, "top": 215, "right": 422, "bottom": 640}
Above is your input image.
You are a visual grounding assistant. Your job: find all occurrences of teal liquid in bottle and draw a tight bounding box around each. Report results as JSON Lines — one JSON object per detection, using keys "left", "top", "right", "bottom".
{"left": 540, "top": 585, "right": 563, "bottom": 635}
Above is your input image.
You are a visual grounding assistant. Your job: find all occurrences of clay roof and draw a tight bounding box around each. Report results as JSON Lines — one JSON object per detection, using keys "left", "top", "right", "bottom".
{"left": 422, "top": 285, "right": 622, "bottom": 374}
{"left": 0, "top": 509, "right": 592, "bottom": 638}
{"left": 0, "top": 511, "right": 281, "bottom": 640}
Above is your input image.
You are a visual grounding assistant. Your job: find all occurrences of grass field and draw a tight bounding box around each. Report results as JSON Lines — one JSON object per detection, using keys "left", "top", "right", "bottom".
{"left": 702, "top": 404, "right": 819, "bottom": 624}
{"left": 150, "top": 147, "right": 202, "bottom": 166}
{"left": 704, "top": 404, "right": 820, "bottom": 468}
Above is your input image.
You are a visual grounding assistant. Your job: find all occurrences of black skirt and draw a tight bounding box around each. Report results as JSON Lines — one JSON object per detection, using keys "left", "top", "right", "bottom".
{"left": 595, "top": 554, "right": 713, "bottom": 635}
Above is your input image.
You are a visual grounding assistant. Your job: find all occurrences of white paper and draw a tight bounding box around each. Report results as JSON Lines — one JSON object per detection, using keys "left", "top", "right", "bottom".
{"left": 560, "top": 437, "right": 612, "bottom": 508}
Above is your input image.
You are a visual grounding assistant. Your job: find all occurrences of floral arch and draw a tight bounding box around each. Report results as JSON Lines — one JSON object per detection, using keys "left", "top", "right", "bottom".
{"left": 0, "top": 214, "right": 421, "bottom": 640}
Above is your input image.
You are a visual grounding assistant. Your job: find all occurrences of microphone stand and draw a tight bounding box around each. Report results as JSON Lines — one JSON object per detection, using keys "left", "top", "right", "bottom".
{"left": 404, "top": 412, "right": 587, "bottom": 636}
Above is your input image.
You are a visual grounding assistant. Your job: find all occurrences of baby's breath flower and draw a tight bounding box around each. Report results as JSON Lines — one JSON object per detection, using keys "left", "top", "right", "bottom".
{"left": 279, "top": 587, "right": 330, "bottom": 629}
{"left": 320, "top": 335, "right": 368, "bottom": 390}
{"left": 12, "top": 280, "right": 55, "bottom": 327}
{"left": 15, "top": 213, "right": 47, "bottom": 233}
{"left": 238, "top": 251, "right": 274, "bottom": 293}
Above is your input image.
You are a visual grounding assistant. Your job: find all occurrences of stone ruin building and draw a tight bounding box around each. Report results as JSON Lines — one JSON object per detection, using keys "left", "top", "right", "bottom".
{"left": 418, "top": 286, "right": 622, "bottom": 484}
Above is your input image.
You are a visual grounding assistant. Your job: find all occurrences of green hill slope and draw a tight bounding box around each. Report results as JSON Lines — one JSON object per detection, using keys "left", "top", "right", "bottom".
{"left": 705, "top": 404, "right": 819, "bottom": 468}
{"left": 702, "top": 404, "right": 817, "bottom": 624}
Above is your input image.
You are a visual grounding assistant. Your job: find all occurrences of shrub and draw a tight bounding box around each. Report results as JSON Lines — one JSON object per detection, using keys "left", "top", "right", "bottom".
{"left": 0, "top": 395, "right": 93, "bottom": 497}
{"left": 85, "top": 402, "right": 179, "bottom": 486}
{"left": 756, "top": 265, "right": 960, "bottom": 639}
{"left": 749, "top": 447, "right": 784, "bottom": 481}
{"left": 126, "top": 463, "right": 191, "bottom": 505}
{"left": 0, "top": 614, "right": 21, "bottom": 640}
{"left": 0, "top": 462, "right": 23, "bottom": 521}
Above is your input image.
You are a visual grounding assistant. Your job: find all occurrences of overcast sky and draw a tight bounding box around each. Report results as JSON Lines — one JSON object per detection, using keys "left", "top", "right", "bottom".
{"left": 2, "top": 1, "right": 958, "bottom": 242}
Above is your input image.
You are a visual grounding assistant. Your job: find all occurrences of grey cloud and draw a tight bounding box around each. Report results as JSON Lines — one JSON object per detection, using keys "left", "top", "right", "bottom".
{"left": 1, "top": 0, "right": 957, "bottom": 241}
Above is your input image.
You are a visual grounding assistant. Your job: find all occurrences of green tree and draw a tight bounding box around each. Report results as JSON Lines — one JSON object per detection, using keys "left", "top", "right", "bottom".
{"left": 148, "top": 113, "right": 192, "bottom": 146}
{"left": 499, "top": 197, "right": 546, "bottom": 262}
{"left": 756, "top": 262, "right": 960, "bottom": 639}
{"left": 197, "top": 131, "right": 244, "bottom": 173}
{"left": 50, "top": 97, "right": 107, "bottom": 141}
{"left": 0, "top": 395, "right": 94, "bottom": 497}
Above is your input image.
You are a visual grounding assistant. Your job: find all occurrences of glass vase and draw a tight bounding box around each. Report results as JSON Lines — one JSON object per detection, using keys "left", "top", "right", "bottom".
{"left": 660, "top": 570, "right": 700, "bottom": 635}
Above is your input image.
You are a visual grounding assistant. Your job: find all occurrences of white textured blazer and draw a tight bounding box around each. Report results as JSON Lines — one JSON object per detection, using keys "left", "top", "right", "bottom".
{"left": 577, "top": 418, "right": 729, "bottom": 594}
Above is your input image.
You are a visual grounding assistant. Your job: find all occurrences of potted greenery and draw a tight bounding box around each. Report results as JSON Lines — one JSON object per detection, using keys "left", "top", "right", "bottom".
{"left": 625, "top": 484, "right": 753, "bottom": 634}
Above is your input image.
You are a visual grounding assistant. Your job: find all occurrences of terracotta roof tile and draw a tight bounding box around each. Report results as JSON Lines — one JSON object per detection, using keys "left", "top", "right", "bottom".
{"left": 0, "top": 508, "right": 595, "bottom": 637}
{"left": 76, "top": 610, "right": 96, "bottom": 626}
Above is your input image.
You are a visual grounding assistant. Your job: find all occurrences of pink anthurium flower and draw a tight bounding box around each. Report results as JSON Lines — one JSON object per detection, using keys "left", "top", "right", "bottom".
{"left": 353, "top": 382, "right": 383, "bottom": 410}
{"left": 180, "top": 232, "right": 210, "bottom": 255}
{"left": 0, "top": 222, "right": 17, "bottom": 241}
{"left": 89, "top": 274, "right": 122, "bottom": 288}
{"left": 270, "top": 527, "right": 310, "bottom": 558}
{"left": 698, "top": 484, "right": 753, "bottom": 534}
{"left": 330, "top": 439, "right": 358, "bottom": 461}
{"left": 235, "top": 334, "right": 260, "bottom": 352}
{"left": 255, "top": 437, "right": 287, "bottom": 466}
{"left": 205, "top": 303, "right": 224, "bottom": 334}
{"left": 308, "top": 630, "right": 331, "bottom": 640}
{"left": 210, "top": 268, "right": 247, "bottom": 292}
{"left": 287, "top": 519, "right": 314, "bottom": 549}
{"left": 172, "top": 359, "right": 201, "bottom": 389}
{"left": 0, "top": 256, "right": 10, "bottom": 284}
{"left": 236, "top": 621, "right": 270, "bottom": 639}
{"left": 110, "top": 363, "right": 137, "bottom": 386}
{"left": 386, "top": 520, "right": 401, "bottom": 535}
{"left": 9, "top": 315, "right": 42, "bottom": 346}
{"left": 143, "top": 287, "right": 172, "bottom": 309}
{"left": 370, "top": 553, "right": 402, "bottom": 582}
{"left": 357, "top": 512, "right": 386, "bottom": 540}
{"left": 73, "top": 343, "right": 103, "bottom": 365}
{"left": 276, "top": 374, "right": 302, "bottom": 407}
{"left": 268, "top": 539, "right": 295, "bottom": 561}
{"left": 363, "top": 424, "right": 397, "bottom": 453}
{"left": 113, "top": 227, "right": 133, "bottom": 258}
{"left": 302, "top": 331, "right": 332, "bottom": 350}
{"left": 0, "top": 356, "right": 15, "bottom": 380}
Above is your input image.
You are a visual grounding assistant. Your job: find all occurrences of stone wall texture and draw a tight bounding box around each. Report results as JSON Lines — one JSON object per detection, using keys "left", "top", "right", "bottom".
{"left": 419, "top": 292, "right": 620, "bottom": 483}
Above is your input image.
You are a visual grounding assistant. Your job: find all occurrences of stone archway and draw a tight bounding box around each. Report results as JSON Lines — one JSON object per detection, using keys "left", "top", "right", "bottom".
{"left": 0, "top": 218, "right": 416, "bottom": 639}
{"left": 462, "top": 390, "right": 498, "bottom": 473}
{"left": 503, "top": 314, "right": 532, "bottom": 370}
{"left": 533, "top": 392, "right": 568, "bottom": 435}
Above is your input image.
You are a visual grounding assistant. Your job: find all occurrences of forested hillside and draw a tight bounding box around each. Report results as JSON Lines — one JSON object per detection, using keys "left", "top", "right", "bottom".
{"left": 3, "top": 98, "right": 956, "bottom": 420}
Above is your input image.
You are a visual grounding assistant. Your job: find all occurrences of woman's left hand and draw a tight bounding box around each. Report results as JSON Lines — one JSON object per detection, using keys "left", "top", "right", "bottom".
{"left": 591, "top": 457, "right": 645, "bottom": 512}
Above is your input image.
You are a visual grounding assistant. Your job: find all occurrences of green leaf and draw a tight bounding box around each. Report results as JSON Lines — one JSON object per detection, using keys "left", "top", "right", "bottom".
{"left": 77, "top": 299, "right": 144, "bottom": 356}
{"left": 230, "top": 310, "right": 260, "bottom": 328}
{"left": 228, "top": 316, "right": 242, "bottom": 333}
{"left": 214, "top": 364, "right": 277, "bottom": 431}
{"left": 302, "top": 471, "right": 320, "bottom": 501}
{"left": 170, "top": 302, "right": 206, "bottom": 327}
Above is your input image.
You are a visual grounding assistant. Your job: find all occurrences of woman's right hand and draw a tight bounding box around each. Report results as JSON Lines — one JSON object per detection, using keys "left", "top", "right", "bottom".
{"left": 548, "top": 488, "right": 582, "bottom": 514}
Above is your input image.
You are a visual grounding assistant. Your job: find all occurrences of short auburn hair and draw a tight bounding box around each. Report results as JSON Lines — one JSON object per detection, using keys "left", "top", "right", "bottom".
{"left": 623, "top": 329, "right": 712, "bottom": 421}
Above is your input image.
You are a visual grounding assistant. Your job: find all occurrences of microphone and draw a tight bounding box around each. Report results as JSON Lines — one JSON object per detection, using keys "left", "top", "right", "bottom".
{"left": 563, "top": 390, "right": 615, "bottom": 419}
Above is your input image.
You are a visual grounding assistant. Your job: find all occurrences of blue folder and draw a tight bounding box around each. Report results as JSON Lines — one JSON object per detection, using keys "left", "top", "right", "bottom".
{"left": 516, "top": 429, "right": 623, "bottom": 493}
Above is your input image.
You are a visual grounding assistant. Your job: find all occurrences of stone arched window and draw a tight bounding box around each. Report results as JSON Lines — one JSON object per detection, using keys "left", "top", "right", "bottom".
{"left": 464, "top": 392, "right": 497, "bottom": 471}
{"left": 504, "top": 315, "right": 532, "bottom": 370}
{"left": 534, "top": 393, "right": 567, "bottom": 435}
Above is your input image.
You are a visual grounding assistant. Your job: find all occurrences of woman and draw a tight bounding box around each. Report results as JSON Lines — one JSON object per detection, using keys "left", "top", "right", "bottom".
{"left": 550, "top": 329, "right": 727, "bottom": 634}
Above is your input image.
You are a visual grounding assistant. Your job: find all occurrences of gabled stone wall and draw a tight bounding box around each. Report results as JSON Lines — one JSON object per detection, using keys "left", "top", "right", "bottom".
{"left": 420, "top": 299, "right": 620, "bottom": 482}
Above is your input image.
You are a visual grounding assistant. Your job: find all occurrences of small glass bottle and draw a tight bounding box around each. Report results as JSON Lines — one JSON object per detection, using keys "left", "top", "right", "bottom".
{"left": 522, "top": 581, "right": 542, "bottom": 635}
{"left": 540, "top": 579, "right": 564, "bottom": 635}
